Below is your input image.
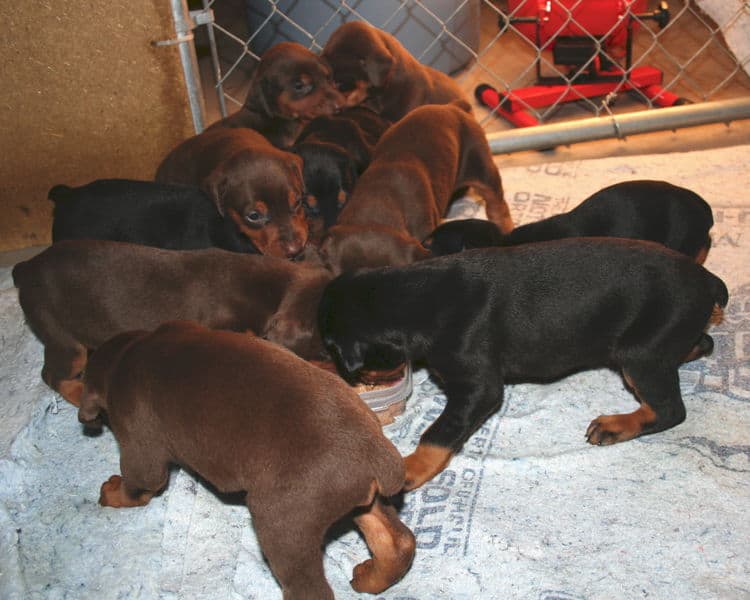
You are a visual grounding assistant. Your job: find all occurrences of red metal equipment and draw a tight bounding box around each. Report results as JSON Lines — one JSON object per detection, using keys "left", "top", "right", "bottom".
{"left": 476, "top": 0, "right": 688, "bottom": 128}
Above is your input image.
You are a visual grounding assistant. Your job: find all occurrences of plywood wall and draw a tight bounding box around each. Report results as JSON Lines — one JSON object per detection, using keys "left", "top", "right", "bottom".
{"left": 0, "top": 1, "right": 196, "bottom": 251}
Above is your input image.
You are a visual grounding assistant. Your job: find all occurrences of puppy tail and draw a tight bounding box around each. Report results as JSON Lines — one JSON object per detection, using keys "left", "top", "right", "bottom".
{"left": 48, "top": 184, "right": 73, "bottom": 203}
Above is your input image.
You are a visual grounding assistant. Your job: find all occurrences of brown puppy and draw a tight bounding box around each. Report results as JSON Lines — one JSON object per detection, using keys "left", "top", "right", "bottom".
{"left": 321, "top": 21, "right": 468, "bottom": 122}
{"left": 155, "top": 127, "right": 308, "bottom": 259}
{"left": 12, "top": 240, "right": 332, "bottom": 406}
{"left": 209, "top": 42, "right": 345, "bottom": 149}
{"left": 78, "top": 321, "right": 415, "bottom": 599}
{"left": 316, "top": 101, "right": 513, "bottom": 274}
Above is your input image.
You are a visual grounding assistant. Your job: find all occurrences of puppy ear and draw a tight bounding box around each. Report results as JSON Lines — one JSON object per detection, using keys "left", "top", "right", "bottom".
{"left": 288, "top": 154, "right": 304, "bottom": 186}
{"left": 364, "top": 45, "right": 394, "bottom": 87}
{"left": 329, "top": 338, "right": 364, "bottom": 381}
{"left": 78, "top": 388, "right": 104, "bottom": 429}
{"left": 201, "top": 168, "right": 227, "bottom": 216}
{"left": 257, "top": 76, "right": 279, "bottom": 117}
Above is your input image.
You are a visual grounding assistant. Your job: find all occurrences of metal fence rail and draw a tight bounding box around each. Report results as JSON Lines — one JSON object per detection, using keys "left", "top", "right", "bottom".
{"left": 171, "top": 0, "right": 750, "bottom": 147}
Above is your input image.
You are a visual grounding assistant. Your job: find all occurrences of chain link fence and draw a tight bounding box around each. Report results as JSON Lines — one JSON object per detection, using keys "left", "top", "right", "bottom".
{"left": 181, "top": 0, "right": 750, "bottom": 140}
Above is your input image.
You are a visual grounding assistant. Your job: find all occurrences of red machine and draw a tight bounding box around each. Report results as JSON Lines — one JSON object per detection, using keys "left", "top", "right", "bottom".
{"left": 476, "top": 0, "right": 687, "bottom": 127}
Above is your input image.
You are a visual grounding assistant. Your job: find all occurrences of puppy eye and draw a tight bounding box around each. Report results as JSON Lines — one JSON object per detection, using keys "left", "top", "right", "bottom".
{"left": 245, "top": 211, "right": 266, "bottom": 225}
{"left": 335, "top": 80, "right": 355, "bottom": 93}
{"left": 293, "top": 80, "right": 313, "bottom": 95}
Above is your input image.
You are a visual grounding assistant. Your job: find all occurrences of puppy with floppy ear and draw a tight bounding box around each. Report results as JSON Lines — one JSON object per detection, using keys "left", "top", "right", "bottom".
{"left": 209, "top": 42, "right": 345, "bottom": 149}
{"left": 314, "top": 101, "right": 513, "bottom": 273}
{"left": 155, "top": 127, "right": 309, "bottom": 259}
{"left": 425, "top": 180, "right": 714, "bottom": 263}
{"left": 321, "top": 21, "right": 469, "bottom": 122}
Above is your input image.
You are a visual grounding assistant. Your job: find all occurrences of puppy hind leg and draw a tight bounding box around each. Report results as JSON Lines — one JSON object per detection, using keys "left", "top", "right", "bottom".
{"left": 351, "top": 494, "right": 415, "bottom": 594}
{"left": 586, "top": 365, "right": 685, "bottom": 446}
{"left": 249, "top": 507, "right": 333, "bottom": 600}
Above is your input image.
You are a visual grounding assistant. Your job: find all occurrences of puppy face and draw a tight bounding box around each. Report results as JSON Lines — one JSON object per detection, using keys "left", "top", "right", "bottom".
{"left": 321, "top": 22, "right": 395, "bottom": 107}
{"left": 318, "top": 275, "right": 404, "bottom": 381}
{"left": 254, "top": 42, "right": 345, "bottom": 121}
{"left": 203, "top": 150, "right": 309, "bottom": 259}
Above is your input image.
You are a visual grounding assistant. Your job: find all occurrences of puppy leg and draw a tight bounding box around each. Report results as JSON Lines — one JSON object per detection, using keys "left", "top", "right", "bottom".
{"left": 99, "top": 475, "right": 155, "bottom": 508}
{"left": 41, "top": 343, "right": 88, "bottom": 406}
{"left": 99, "top": 443, "right": 170, "bottom": 508}
{"left": 405, "top": 375, "right": 504, "bottom": 490}
{"left": 249, "top": 504, "right": 333, "bottom": 600}
{"left": 483, "top": 191, "right": 514, "bottom": 235}
{"left": 586, "top": 364, "right": 685, "bottom": 445}
{"left": 351, "top": 494, "right": 415, "bottom": 593}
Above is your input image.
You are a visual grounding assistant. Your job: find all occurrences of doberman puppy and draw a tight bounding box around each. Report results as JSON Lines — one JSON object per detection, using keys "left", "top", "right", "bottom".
{"left": 321, "top": 21, "right": 468, "bottom": 122}
{"left": 293, "top": 106, "right": 391, "bottom": 232}
{"left": 425, "top": 180, "right": 713, "bottom": 263}
{"left": 318, "top": 238, "right": 728, "bottom": 490}
{"left": 208, "top": 41, "right": 345, "bottom": 149}
{"left": 315, "top": 101, "right": 513, "bottom": 274}
{"left": 78, "top": 321, "right": 415, "bottom": 599}
{"left": 49, "top": 179, "right": 257, "bottom": 253}
{"left": 155, "top": 127, "right": 308, "bottom": 259}
{"left": 13, "top": 240, "right": 332, "bottom": 406}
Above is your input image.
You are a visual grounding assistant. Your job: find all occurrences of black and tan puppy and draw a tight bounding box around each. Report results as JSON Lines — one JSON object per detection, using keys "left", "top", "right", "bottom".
{"left": 321, "top": 21, "right": 468, "bottom": 122}
{"left": 293, "top": 106, "right": 392, "bottom": 231}
{"left": 209, "top": 42, "right": 345, "bottom": 149}
{"left": 318, "top": 238, "right": 728, "bottom": 490}
{"left": 49, "top": 179, "right": 256, "bottom": 253}
{"left": 13, "top": 240, "right": 332, "bottom": 406}
{"left": 155, "top": 127, "right": 308, "bottom": 259}
{"left": 316, "top": 101, "right": 513, "bottom": 274}
{"left": 78, "top": 321, "right": 415, "bottom": 599}
{"left": 426, "top": 180, "right": 713, "bottom": 262}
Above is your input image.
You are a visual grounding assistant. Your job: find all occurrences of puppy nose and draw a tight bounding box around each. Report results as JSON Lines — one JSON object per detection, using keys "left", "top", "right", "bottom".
{"left": 331, "top": 89, "right": 346, "bottom": 111}
{"left": 282, "top": 238, "right": 306, "bottom": 259}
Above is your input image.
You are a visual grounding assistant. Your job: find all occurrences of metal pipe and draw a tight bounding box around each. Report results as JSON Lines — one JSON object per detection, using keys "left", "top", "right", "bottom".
{"left": 201, "top": 0, "right": 228, "bottom": 119}
{"left": 168, "top": 0, "right": 207, "bottom": 133}
{"left": 486, "top": 97, "right": 750, "bottom": 154}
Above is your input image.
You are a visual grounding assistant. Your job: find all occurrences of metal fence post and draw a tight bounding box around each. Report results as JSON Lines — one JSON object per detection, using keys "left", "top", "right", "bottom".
{"left": 156, "top": 0, "right": 208, "bottom": 134}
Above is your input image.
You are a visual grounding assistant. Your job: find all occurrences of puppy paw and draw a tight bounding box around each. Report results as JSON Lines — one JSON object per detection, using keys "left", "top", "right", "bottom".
{"left": 99, "top": 475, "right": 125, "bottom": 507}
{"left": 586, "top": 415, "right": 640, "bottom": 446}
{"left": 99, "top": 474, "right": 152, "bottom": 508}
{"left": 351, "top": 558, "right": 383, "bottom": 593}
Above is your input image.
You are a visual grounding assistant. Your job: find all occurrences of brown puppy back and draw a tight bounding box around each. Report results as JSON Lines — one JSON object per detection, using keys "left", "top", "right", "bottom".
{"left": 80, "top": 321, "right": 413, "bottom": 598}
{"left": 13, "top": 240, "right": 331, "bottom": 404}
{"left": 316, "top": 102, "right": 511, "bottom": 272}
